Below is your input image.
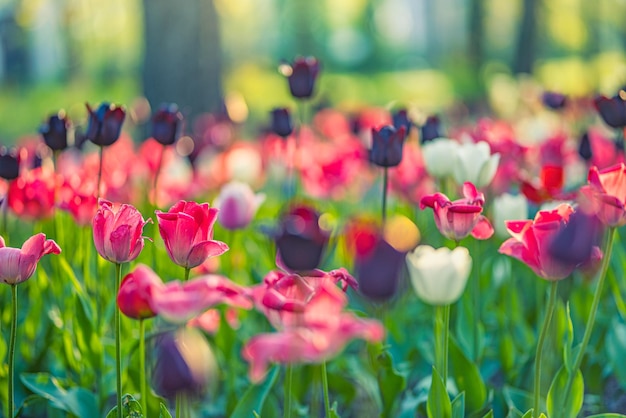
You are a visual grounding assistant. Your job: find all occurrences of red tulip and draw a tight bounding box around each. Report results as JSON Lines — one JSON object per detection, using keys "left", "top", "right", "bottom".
{"left": 156, "top": 200, "right": 228, "bottom": 269}
{"left": 580, "top": 163, "right": 626, "bottom": 227}
{"left": 0, "top": 234, "right": 61, "bottom": 285}
{"left": 92, "top": 199, "right": 151, "bottom": 264}
{"left": 117, "top": 264, "right": 164, "bottom": 320}
{"left": 7, "top": 167, "right": 56, "bottom": 221}
{"left": 420, "top": 182, "right": 494, "bottom": 241}
{"left": 498, "top": 204, "right": 597, "bottom": 280}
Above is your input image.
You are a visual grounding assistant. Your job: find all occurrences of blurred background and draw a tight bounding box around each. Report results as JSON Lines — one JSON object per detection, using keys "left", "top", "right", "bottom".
{"left": 1, "top": 0, "right": 626, "bottom": 141}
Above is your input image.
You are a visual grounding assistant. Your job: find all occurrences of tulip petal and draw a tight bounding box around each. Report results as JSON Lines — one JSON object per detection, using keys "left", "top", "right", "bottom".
{"left": 471, "top": 216, "right": 494, "bottom": 240}
{"left": 109, "top": 224, "right": 132, "bottom": 263}
{"left": 186, "top": 240, "right": 229, "bottom": 269}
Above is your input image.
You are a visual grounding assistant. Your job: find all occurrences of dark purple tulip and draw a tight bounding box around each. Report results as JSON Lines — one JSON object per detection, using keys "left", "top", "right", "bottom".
{"left": 85, "top": 102, "right": 126, "bottom": 146}
{"left": 578, "top": 131, "right": 592, "bottom": 161}
{"left": 0, "top": 149, "right": 19, "bottom": 180}
{"left": 354, "top": 237, "right": 405, "bottom": 302}
{"left": 369, "top": 125, "right": 406, "bottom": 168}
{"left": 285, "top": 57, "right": 320, "bottom": 99}
{"left": 594, "top": 93, "right": 626, "bottom": 129}
{"left": 152, "top": 103, "right": 183, "bottom": 145}
{"left": 420, "top": 115, "right": 442, "bottom": 144}
{"left": 271, "top": 108, "right": 293, "bottom": 138}
{"left": 542, "top": 91, "right": 568, "bottom": 110}
{"left": 40, "top": 113, "right": 69, "bottom": 151}
{"left": 392, "top": 109, "right": 412, "bottom": 136}
{"left": 275, "top": 204, "right": 329, "bottom": 272}
{"left": 548, "top": 210, "right": 603, "bottom": 265}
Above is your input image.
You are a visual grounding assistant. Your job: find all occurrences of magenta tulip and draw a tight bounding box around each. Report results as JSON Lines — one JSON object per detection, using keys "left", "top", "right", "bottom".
{"left": 156, "top": 200, "right": 229, "bottom": 269}
{"left": 92, "top": 199, "right": 151, "bottom": 264}
{"left": 117, "top": 264, "right": 164, "bottom": 320}
{"left": 0, "top": 234, "right": 61, "bottom": 285}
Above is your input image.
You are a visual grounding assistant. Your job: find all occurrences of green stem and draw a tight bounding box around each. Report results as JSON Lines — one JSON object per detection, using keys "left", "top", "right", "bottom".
{"left": 321, "top": 361, "right": 331, "bottom": 417}
{"left": 97, "top": 145, "right": 104, "bottom": 200}
{"left": 382, "top": 166, "right": 388, "bottom": 224}
{"left": 533, "top": 280, "right": 559, "bottom": 418}
{"left": 115, "top": 263, "right": 123, "bottom": 416}
{"left": 184, "top": 267, "right": 190, "bottom": 282}
{"left": 558, "top": 227, "right": 616, "bottom": 415}
{"left": 284, "top": 364, "right": 293, "bottom": 418}
{"left": 176, "top": 392, "right": 182, "bottom": 418}
{"left": 152, "top": 144, "right": 166, "bottom": 206}
{"left": 8, "top": 284, "right": 17, "bottom": 418}
{"left": 139, "top": 319, "right": 147, "bottom": 416}
{"left": 442, "top": 304, "right": 450, "bottom": 387}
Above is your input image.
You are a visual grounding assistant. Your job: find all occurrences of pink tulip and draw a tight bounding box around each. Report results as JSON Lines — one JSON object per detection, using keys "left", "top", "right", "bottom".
{"left": 242, "top": 282, "right": 384, "bottom": 382}
{"left": 0, "top": 234, "right": 61, "bottom": 285}
{"left": 580, "top": 163, "right": 626, "bottom": 227}
{"left": 92, "top": 199, "right": 151, "bottom": 264}
{"left": 213, "top": 181, "right": 265, "bottom": 230}
{"left": 7, "top": 167, "right": 56, "bottom": 221}
{"left": 420, "top": 182, "right": 494, "bottom": 241}
{"left": 499, "top": 204, "right": 591, "bottom": 280}
{"left": 117, "top": 264, "right": 164, "bottom": 320}
{"left": 156, "top": 200, "right": 229, "bottom": 269}
{"left": 150, "top": 274, "right": 252, "bottom": 324}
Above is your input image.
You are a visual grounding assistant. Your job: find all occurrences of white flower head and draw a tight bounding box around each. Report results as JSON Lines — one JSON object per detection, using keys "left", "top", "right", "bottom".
{"left": 453, "top": 140, "right": 500, "bottom": 188}
{"left": 405, "top": 245, "right": 472, "bottom": 305}
{"left": 421, "top": 138, "right": 459, "bottom": 179}
{"left": 492, "top": 193, "right": 529, "bottom": 239}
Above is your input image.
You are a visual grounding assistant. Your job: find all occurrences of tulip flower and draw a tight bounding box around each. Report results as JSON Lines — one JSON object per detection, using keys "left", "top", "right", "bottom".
{"left": 580, "top": 163, "right": 626, "bottom": 227}
{"left": 594, "top": 92, "right": 626, "bottom": 129}
{"left": 117, "top": 264, "right": 163, "bottom": 320}
{"left": 271, "top": 108, "right": 293, "bottom": 138}
{"left": 392, "top": 109, "right": 412, "bottom": 136}
{"left": 492, "top": 193, "right": 529, "bottom": 239}
{"left": 0, "top": 149, "right": 19, "bottom": 181}
{"left": 156, "top": 200, "right": 229, "bottom": 273}
{"left": 283, "top": 56, "right": 320, "bottom": 99}
{"left": 85, "top": 102, "right": 126, "bottom": 147}
{"left": 452, "top": 140, "right": 500, "bottom": 188}
{"left": 369, "top": 125, "right": 406, "bottom": 168}
{"left": 542, "top": 91, "right": 567, "bottom": 110}
{"left": 40, "top": 112, "right": 69, "bottom": 151}
{"left": 421, "top": 138, "right": 459, "bottom": 179}
{"left": 420, "top": 182, "right": 494, "bottom": 241}
{"left": 93, "top": 199, "right": 151, "bottom": 264}
{"left": 578, "top": 131, "right": 592, "bottom": 162}
{"left": 7, "top": 166, "right": 56, "bottom": 221}
{"left": 420, "top": 115, "right": 443, "bottom": 144}
{"left": 405, "top": 245, "right": 472, "bottom": 306}
{"left": 213, "top": 181, "right": 265, "bottom": 230}
{"left": 151, "top": 103, "right": 183, "bottom": 146}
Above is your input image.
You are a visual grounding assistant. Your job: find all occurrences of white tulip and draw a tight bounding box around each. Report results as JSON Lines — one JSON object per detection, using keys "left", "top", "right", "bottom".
{"left": 405, "top": 245, "right": 472, "bottom": 306}
{"left": 453, "top": 140, "right": 500, "bottom": 188}
{"left": 421, "top": 138, "right": 459, "bottom": 179}
{"left": 492, "top": 193, "right": 529, "bottom": 239}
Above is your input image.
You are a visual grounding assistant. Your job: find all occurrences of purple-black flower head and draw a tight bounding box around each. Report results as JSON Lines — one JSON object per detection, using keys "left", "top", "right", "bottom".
{"left": 369, "top": 125, "right": 406, "bottom": 168}
{"left": 275, "top": 204, "right": 330, "bottom": 272}
{"left": 85, "top": 102, "right": 126, "bottom": 147}
{"left": 152, "top": 103, "right": 183, "bottom": 146}
{"left": 40, "top": 112, "right": 69, "bottom": 151}
{"left": 420, "top": 115, "right": 442, "bottom": 144}
{"left": 578, "top": 131, "right": 592, "bottom": 161}
{"left": 283, "top": 57, "right": 320, "bottom": 99}
{"left": 542, "top": 91, "right": 568, "bottom": 110}
{"left": 392, "top": 109, "right": 412, "bottom": 136}
{"left": 0, "top": 148, "right": 19, "bottom": 180}
{"left": 594, "top": 92, "right": 626, "bottom": 129}
{"left": 548, "top": 210, "right": 603, "bottom": 265}
{"left": 270, "top": 108, "right": 293, "bottom": 138}
{"left": 354, "top": 237, "right": 405, "bottom": 302}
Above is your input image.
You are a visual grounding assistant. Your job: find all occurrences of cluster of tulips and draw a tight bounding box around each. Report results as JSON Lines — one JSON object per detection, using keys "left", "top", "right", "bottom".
{"left": 3, "top": 57, "right": 626, "bottom": 418}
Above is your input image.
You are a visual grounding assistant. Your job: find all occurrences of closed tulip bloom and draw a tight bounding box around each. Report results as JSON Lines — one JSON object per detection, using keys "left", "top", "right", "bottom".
{"left": 40, "top": 112, "right": 69, "bottom": 151}
{"left": 152, "top": 103, "right": 183, "bottom": 146}
{"left": 421, "top": 138, "right": 459, "bottom": 179}
{"left": 580, "top": 163, "right": 626, "bottom": 227}
{"left": 0, "top": 234, "right": 61, "bottom": 285}
{"left": 156, "top": 200, "right": 229, "bottom": 269}
{"left": 270, "top": 108, "right": 293, "bottom": 138}
{"left": 406, "top": 245, "right": 472, "bottom": 305}
{"left": 0, "top": 149, "right": 19, "bottom": 180}
{"left": 420, "top": 115, "right": 442, "bottom": 144}
{"left": 453, "top": 140, "right": 500, "bottom": 188}
{"left": 542, "top": 91, "right": 567, "bottom": 110}
{"left": 369, "top": 125, "right": 407, "bottom": 168}
{"left": 493, "top": 193, "right": 529, "bottom": 239}
{"left": 594, "top": 93, "right": 626, "bottom": 129}
{"left": 117, "top": 264, "right": 164, "bottom": 320}
{"left": 213, "top": 181, "right": 265, "bottom": 230}
{"left": 578, "top": 131, "right": 592, "bottom": 162}
{"left": 285, "top": 56, "right": 320, "bottom": 99}
{"left": 85, "top": 102, "right": 126, "bottom": 146}
{"left": 93, "top": 199, "right": 151, "bottom": 264}
{"left": 392, "top": 109, "right": 412, "bottom": 136}
{"left": 420, "top": 182, "right": 494, "bottom": 241}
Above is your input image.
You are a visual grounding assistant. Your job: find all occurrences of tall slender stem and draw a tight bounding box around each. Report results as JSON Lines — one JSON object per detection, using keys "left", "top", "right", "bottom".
{"left": 184, "top": 267, "right": 191, "bottom": 282}
{"left": 139, "top": 319, "right": 147, "bottom": 415}
{"left": 442, "top": 304, "right": 450, "bottom": 387}
{"left": 382, "top": 166, "right": 389, "bottom": 224}
{"left": 472, "top": 239, "right": 481, "bottom": 361}
{"left": 321, "top": 361, "right": 331, "bottom": 417}
{"left": 152, "top": 144, "right": 166, "bottom": 206}
{"left": 434, "top": 304, "right": 451, "bottom": 387}
{"left": 283, "top": 364, "right": 293, "bottom": 418}
{"left": 533, "top": 280, "right": 559, "bottom": 418}
{"left": 8, "top": 284, "right": 17, "bottom": 418}
{"left": 97, "top": 145, "right": 104, "bottom": 200}
{"left": 115, "top": 263, "right": 123, "bottom": 416}
{"left": 176, "top": 393, "right": 182, "bottom": 418}
{"left": 558, "top": 227, "right": 616, "bottom": 415}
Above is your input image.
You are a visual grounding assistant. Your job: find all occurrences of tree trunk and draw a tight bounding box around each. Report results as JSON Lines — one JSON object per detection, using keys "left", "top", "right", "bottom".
{"left": 142, "top": 0, "right": 223, "bottom": 124}
{"left": 513, "top": 0, "right": 538, "bottom": 74}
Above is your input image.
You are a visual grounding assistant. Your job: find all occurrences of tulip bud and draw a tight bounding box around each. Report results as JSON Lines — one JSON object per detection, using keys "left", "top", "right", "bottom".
{"left": 406, "top": 245, "right": 472, "bottom": 306}
{"left": 213, "top": 181, "right": 265, "bottom": 230}
{"left": 542, "top": 91, "right": 567, "bottom": 110}
{"left": 0, "top": 149, "right": 19, "bottom": 180}
{"left": 40, "top": 112, "right": 69, "bottom": 151}
{"left": 283, "top": 57, "right": 320, "bottom": 99}
{"left": 452, "top": 140, "right": 500, "bottom": 188}
{"left": 420, "top": 115, "right": 442, "bottom": 144}
{"left": 421, "top": 138, "right": 459, "bottom": 179}
{"left": 594, "top": 92, "right": 626, "bottom": 129}
{"left": 117, "top": 264, "right": 163, "bottom": 320}
{"left": 85, "top": 102, "right": 126, "bottom": 146}
{"left": 152, "top": 103, "right": 183, "bottom": 145}
{"left": 270, "top": 108, "right": 293, "bottom": 138}
{"left": 369, "top": 125, "right": 406, "bottom": 168}
{"left": 578, "top": 132, "right": 592, "bottom": 161}
{"left": 392, "top": 109, "right": 412, "bottom": 136}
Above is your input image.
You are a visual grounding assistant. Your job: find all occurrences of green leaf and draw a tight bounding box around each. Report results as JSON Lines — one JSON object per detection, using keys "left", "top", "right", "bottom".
{"left": 329, "top": 401, "right": 342, "bottom": 418}
{"left": 521, "top": 410, "right": 533, "bottom": 418}
{"left": 563, "top": 302, "right": 574, "bottom": 372}
{"left": 105, "top": 394, "right": 144, "bottom": 418}
{"left": 20, "top": 373, "right": 97, "bottom": 418}
{"left": 375, "top": 348, "right": 406, "bottom": 417}
{"left": 502, "top": 386, "right": 533, "bottom": 413}
{"left": 607, "top": 317, "right": 626, "bottom": 387}
{"left": 451, "top": 392, "right": 465, "bottom": 418}
{"left": 231, "top": 366, "right": 279, "bottom": 418}
{"left": 159, "top": 403, "right": 173, "bottom": 418}
{"left": 481, "top": 410, "right": 494, "bottom": 418}
{"left": 449, "top": 337, "right": 486, "bottom": 414}
{"left": 427, "top": 367, "right": 451, "bottom": 418}
{"left": 546, "top": 366, "right": 583, "bottom": 418}
{"left": 586, "top": 415, "right": 626, "bottom": 417}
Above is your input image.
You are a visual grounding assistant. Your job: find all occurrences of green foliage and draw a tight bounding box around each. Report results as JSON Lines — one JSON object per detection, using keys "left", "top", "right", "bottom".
{"left": 427, "top": 367, "right": 451, "bottom": 418}
{"left": 546, "top": 366, "right": 584, "bottom": 418}
{"left": 105, "top": 394, "right": 143, "bottom": 418}
{"left": 231, "top": 366, "right": 279, "bottom": 418}
{"left": 20, "top": 373, "right": 97, "bottom": 418}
